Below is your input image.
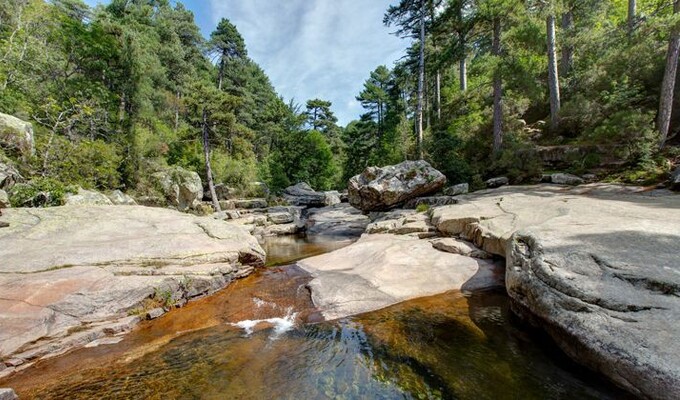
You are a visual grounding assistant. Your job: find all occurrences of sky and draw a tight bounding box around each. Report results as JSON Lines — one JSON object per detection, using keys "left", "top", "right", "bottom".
{"left": 84, "top": 0, "right": 407, "bottom": 126}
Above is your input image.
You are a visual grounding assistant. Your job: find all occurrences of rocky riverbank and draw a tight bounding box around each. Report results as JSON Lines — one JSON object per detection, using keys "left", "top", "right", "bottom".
{"left": 0, "top": 205, "right": 264, "bottom": 378}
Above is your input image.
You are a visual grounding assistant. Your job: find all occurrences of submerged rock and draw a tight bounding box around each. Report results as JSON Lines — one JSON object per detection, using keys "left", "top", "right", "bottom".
{"left": 431, "top": 184, "right": 680, "bottom": 399}
{"left": 348, "top": 160, "right": 446, "bottom": 211}
{"left": 0, "top": 388, "right": 17, "bottom": 400}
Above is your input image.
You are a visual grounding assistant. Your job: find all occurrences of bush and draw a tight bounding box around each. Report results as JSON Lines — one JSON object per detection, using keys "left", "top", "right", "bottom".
{"left": 9, "top": 177, "right": 77, "bottom": 207}
{"left": 36, "top": 135, "right": 122, "bottom": 190}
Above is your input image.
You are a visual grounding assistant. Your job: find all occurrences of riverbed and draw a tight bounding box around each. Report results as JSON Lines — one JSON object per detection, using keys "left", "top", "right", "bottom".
{"left": 0, "top": 235, "right": 632, "bottom": 399}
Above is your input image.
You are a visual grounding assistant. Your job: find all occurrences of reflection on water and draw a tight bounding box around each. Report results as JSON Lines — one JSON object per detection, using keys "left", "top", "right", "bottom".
{"left": 260, "top": 234, "right": 355, "bottom": 266}
{"left": 0, "top": 235, "right": 633, "bottom": 399}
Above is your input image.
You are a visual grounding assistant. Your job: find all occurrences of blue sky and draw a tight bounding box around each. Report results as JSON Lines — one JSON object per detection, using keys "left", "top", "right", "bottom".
{"left": 84, "top": 0, "right": 406, "bottom": 125}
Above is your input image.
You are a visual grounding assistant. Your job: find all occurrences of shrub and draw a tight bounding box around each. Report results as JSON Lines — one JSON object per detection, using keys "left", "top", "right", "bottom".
{"left": 9, "top": 177, "right": 77, "bottom": 207}
{"left": 36, "top": 135, "right": 122, "bottom": 190}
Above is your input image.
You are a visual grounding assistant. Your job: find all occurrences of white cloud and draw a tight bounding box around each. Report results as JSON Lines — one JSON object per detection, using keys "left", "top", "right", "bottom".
{"left": 208, "top": 0, "right": 405, "bottom": 125}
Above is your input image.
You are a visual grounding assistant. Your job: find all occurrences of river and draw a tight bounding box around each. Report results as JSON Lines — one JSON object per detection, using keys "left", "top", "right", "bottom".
{"left": 0, "top": 234, "right": 632, "bottom": 399}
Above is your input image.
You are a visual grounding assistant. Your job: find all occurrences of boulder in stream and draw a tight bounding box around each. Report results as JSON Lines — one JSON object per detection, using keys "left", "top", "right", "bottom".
{"left": 348, "top": 160, "right": 446, "bottom": 212}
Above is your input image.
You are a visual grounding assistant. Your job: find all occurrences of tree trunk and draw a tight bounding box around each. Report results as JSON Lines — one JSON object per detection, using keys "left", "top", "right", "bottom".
{"left": 436, "top": 70, "right": 441, "bottom": 121}
{"left": 547, "top": 14, "right": 561, "bottom": 131}
{"left": 628, "top": 0, "right": 636, "bottom": 35}
{"left": 492, "top": 17, "right": 503, "bottom": 153}
{"left": 560, "top": 11, "right": 573, "bottom": 76}
{"left": 416, "top": 0, "right": 426, "bottom": 160}
{"left": 174, "top": 90, "right": 180, "bottom": 132}
{"left": 658, "top": 1, "right": 680, "bottom": 148}
{"left": 460, "top": 56, "right": 467, "bottom": 92}
{"left": 202, "top": 108, "right": 221, "bottom": 212}
{"left": 217, "top": 59, "right": 225, "bottom": 91}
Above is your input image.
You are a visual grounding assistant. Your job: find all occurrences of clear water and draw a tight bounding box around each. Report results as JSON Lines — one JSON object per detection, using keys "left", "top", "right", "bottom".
{"left": 0, "top": 237, "right": 632, "bottom": 400}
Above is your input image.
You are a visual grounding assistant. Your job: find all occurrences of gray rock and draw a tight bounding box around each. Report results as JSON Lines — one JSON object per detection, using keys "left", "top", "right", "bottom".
{"left": 403, "top": 196, "right": 459, "bottom": 209}
{"left": 145, "top": 307, "right": 165, "bottom": 320}
{"left": 550, "top": 173, "right": 584, "bottom": 186}
{"left": 348, "top": 160, "right": 447, "bottom": 211}
{"left": 213, "top": 210, "right": 241, "bottom": 220}
{"left": 443, "top": 183, "right": 469, "bottom": 196}
{"left": 323, "top": 190, "right": 342, "bottom": 206}
{"left": 306, "top": 203, "right": 370, "bottom": 238}
{"left": 297, "top": 234, "right": 504, "bottom": 320}
{"left": 0, "top": 388, "right": 18, "bottom": 400}
{"left": 0, "top": 206, "right": 264, "bottom": 363}
{"left": 582, "top": 173, "right": 597, "bottom": 182}
{"left": 232, "top": 198, "right": 267, "bottom": 209}
{"left": 262, "top": 222, "right": 300, "bottom": 236}
{"left": 107, "top": 190, "right": 137, "bottom": 206}
{"left": 485, "top": 176, "right": 509, "bottom": 188}
{"left": 64, "top": 188, "right": 114, "bottom": 206}
{"left": 670, "top": 167, "right": 680, "bottom": 191}
{"left": 0, "top": 163, "right": 22, "bottom": 191}
{"left": 151, "top": 166, "right": 202, "bottom": 211}
{"left": 215, "top": 184, "right": 236, "bottom": 200}
{"left": 430, "top": 237, "right": 491, "bottom": 259}
{"left": 0, "top": 190, "right": 8, "bottom": 208}
{"left": 431, "top": 184, "right": 680, "bottom": 399}
{"left": 282, "top": 182, "right": 327, "bottom": 207}
{"left": 268, "top": 211, "right": 294, "bottom": 225}
{"left": 0, "top": 112, "right": 34, "bottom": 157}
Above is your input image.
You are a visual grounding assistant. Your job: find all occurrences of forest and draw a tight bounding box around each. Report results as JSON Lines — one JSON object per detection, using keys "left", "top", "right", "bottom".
{"left": 1, "top": 0, "right": 679, "bottom": 204}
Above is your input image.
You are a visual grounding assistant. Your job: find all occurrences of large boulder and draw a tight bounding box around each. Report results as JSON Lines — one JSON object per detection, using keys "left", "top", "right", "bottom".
{"left": 151, "top": 166, "right": 202, "bottom": 211}
{"left": 348, "top": 160, "right": 447, "bottom": 212}
{"left": 0, "top": 206, "right": 264, "bottom": 374}
{"left": 282, "top": 182, "right": 327, "bottom": 207}
{"left": 297, "top": 234, "right": 503, "bottom": 320}
{"left": 0, "top": 113, "right": 34, "bottom": 157}
{"left": 0, "top": 163, "right": 22, "bottom": 191}
{"left": 64, "top": 188, "right": 113, "bottom": 206}
{"left": 431, "top": 184, "right": 680, "bottom": 399}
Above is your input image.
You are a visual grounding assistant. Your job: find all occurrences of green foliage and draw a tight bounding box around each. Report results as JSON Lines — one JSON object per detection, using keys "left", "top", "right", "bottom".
{"left": 9, "top": 177, "right": 76, "bottom": 207}
{"left": 35, "top": 135, "right": 122, "bottom": 189}
{"left": 416, "top": 203, "right": 430, "bottom": 213}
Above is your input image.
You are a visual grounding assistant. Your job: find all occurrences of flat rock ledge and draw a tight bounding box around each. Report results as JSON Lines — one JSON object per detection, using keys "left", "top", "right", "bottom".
{"left": 431, "top": 184, "right": 680, "bottom": 400}
{"left": 0, "top": 206, "right": 265, "bottom": 378}
{"left": 297, "top": 233, "right": 504, "bottom": 320}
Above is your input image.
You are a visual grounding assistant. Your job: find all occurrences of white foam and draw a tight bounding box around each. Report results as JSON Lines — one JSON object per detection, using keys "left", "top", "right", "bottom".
{"left": 252, "top": 297, "right": 276, "bottom": 309}
{"left": 231, "top": 307, "right": 298, "bottom": 339}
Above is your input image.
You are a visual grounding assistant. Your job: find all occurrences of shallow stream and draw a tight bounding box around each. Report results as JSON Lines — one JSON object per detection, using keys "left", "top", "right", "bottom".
{"left": 0, "top": 235, "right": 632, "bottom": 399}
